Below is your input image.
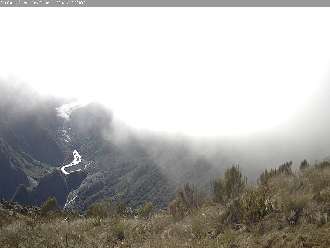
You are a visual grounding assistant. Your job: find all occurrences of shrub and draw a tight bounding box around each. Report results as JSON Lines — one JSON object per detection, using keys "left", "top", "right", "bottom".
{"left": 313, "top": 187, "right": 330, "bottom": 204}
{"left": 300, "top": 160, "right": 310, "bottom": 171}
{"left": 316, "top": 212, "right": 328, "bottom": 226}
{"left": 116, "top": 201, "right": 128, "bottom": 217}
{"left": 315, "top": 161, "right": 330, "bottom": 170}
{"left": 87, "top": 200, "right": 132, "bottom": 219}
{"left": 180, "top": 183, "right": 201, "bottom": 209}
{"left": 224, "top": 165, "right": 247, "bottom": 200}
{"left": 169, "top": 198, "right": 186, "bottom": 220}
{"left": 221, "top": 198, "right": 243, "bottom": 225}
{"left": 112, "top": 221, "right": 125, "bottom": 241}
{"left": 221, "top": 187, "right": 273, "bottom": 225}
{"left": 278, "top": 161, "right": 293, "bottom": 175}
{"left": 306, "top": 169, "right": 330, "bottom": 193}
{"left": 105, "top": 219, "right": 126, "bottom": 244}
{"left": 212, "top": 165, "right": 247, "bottom": 204}
{"left": 40, "top": 197, "right": 59, "bottom": 215}
{"left": 240, "top": 188, "right": 273, "bottom": 224}
{"left": 137, "top": 202, "right": 154, "bottom": 219}
{"left": 191, "top": 216, "right": 207, "bottom": 239}
{"left": 259, "top": 162, "right": 294, "bottom": 186}
{"left": 169, "top": 183, "right": 202, "bottom": 220}
{"left": 212, "top": 178, "right": 225, "bottom": 203}
{"left": 282, "top": 194, "right": 309, "bottom": 225}
{"left": 86, "top": 199, "right": 114, "bottom": 218}
{"left": 259, "top": 169, "right": 270, "bottom": 185}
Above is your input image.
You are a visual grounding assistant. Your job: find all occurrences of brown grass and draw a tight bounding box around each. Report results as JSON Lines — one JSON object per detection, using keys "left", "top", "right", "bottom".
{"left": 2, "top": 162, "right": 330, "bottom": 247}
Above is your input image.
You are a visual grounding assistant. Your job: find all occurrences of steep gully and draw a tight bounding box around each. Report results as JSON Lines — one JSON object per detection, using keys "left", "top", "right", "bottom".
{"left": 56, "top": 103, "right": 90, "bottom": 208}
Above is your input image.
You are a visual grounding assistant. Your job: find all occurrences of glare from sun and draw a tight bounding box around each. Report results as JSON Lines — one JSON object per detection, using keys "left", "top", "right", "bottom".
{"left": 0, "top": 8, "right": 329, "bottom": 137}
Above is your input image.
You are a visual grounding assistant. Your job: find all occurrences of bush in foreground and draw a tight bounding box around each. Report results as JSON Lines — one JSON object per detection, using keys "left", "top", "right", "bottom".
{"left": 40, "top": 196, "right": 59, "bottom": 215}
{"left": 212, "top": 165, "right": 247, "bottom": 204}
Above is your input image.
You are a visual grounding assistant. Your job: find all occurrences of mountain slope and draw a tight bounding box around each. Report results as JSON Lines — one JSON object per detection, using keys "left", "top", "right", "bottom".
{"left": 0, "top": 139, "right": 29, "bottom": 200}
{"left": 0, "top": 82, "right": 224, "bottom": 210}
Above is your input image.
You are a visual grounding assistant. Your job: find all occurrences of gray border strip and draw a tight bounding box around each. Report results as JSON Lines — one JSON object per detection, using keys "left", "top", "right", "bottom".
{"left": 1, "top": 0, "right": 330, "bottom": 7}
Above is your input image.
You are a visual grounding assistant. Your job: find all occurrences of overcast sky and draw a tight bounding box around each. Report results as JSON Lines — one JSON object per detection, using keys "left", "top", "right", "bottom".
{"left": 0, "top": 8, "right": 329, "bottom": 137}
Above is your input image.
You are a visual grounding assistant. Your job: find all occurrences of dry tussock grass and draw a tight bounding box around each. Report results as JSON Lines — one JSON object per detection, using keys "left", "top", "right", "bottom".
{"left": 2, "top": 163, "right": 330, "bottom": 247}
